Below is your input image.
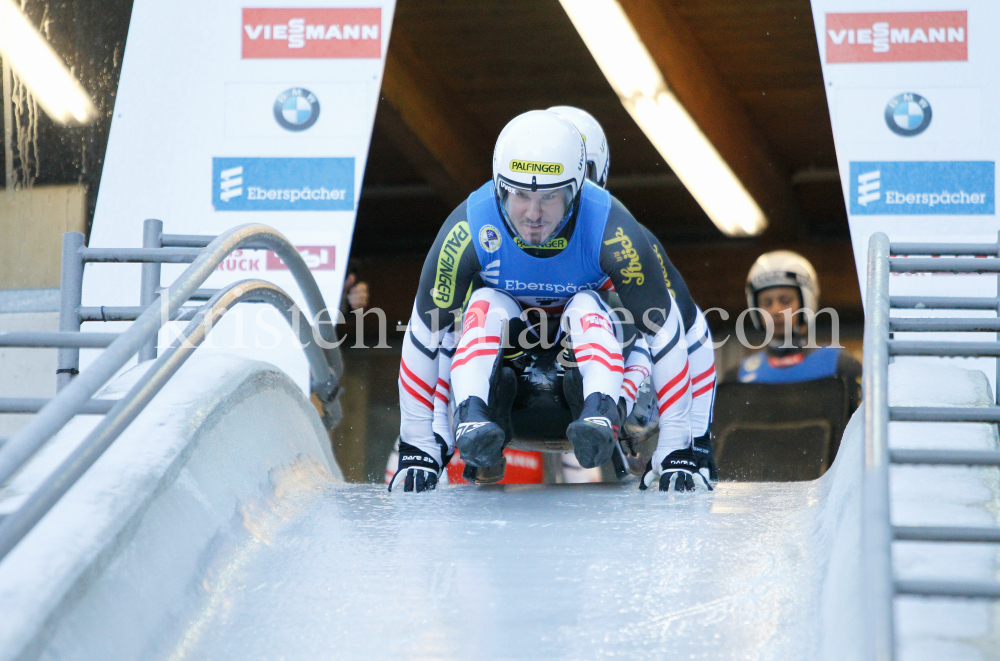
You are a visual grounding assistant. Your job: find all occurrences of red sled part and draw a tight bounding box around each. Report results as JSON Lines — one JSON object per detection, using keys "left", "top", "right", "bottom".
{"left": 447, "top": 448, "right": 544, "bottom": 484}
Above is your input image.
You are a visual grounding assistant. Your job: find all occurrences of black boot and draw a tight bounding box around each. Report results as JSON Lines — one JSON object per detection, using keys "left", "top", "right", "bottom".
{"left": 454, "top": 396, "right": 506, "bottom": 468}
{"left": 566, "top": 392, "right": 621, "bottom": 469}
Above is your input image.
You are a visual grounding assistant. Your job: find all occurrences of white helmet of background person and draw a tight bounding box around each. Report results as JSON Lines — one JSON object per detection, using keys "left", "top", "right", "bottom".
{"left": 547, "top": 106, "right": 609, "bottom": 187}
{"left": 744, "top": 250, "right": 820, "bottom": 331}
{"left": 492, "top": 110, "right": 587, "bottom": 246}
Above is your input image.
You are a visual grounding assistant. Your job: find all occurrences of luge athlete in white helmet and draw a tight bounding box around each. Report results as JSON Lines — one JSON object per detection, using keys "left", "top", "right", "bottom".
{"left": 548, "top": 106, "right": 719, "bottom": 484}
{"left": 728, "top": 251, "right": 861, "bottom": 411}
{"left": 390, "top": 110, "right": 697, "bottom": 492}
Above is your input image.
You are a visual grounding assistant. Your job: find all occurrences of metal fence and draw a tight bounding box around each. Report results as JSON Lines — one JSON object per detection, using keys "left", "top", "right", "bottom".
{"left": 0, "top": 220, "right": 343, "bottom": 561}
{"left": 863, "top": 232, "right": 1000, "bottom": 661}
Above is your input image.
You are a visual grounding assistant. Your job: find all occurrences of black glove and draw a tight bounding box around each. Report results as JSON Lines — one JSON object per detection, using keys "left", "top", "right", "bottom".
{"left": 388, "top": 438, "right": 445, "bottom": 493}
{"left": 692, "top": 432, "right": 718, "bottom": 483}
{"left": 640, "top": 447, "right": 710, "bottom": 492}
{"left": 437, "top": 433, "right": 454, "bottom": 470}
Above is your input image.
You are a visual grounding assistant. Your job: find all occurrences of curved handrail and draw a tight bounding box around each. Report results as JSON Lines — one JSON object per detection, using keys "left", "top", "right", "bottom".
{"left": 0, "top": 223, "right": 339, "bottom": 488}
{"left": 0, "top": 278, "right": 335, "bottom": 560}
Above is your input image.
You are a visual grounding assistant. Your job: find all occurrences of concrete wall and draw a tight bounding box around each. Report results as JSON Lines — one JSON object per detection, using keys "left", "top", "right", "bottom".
{"left": 0, "top": 186, "right": 86, "bottom": 290}
{"left": 0, "top": 353, "right": 341, "bottom": 661}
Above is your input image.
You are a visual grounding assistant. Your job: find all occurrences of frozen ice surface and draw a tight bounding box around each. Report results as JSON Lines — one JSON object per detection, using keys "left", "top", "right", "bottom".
{"left": 166, "top": 410, "right": 868, "bottom": 661}
{"left": 0, "top": 354, "right": 337, "bottom": 661}
{"left": 168, "top": 481, "right": 840, "bottom": 660}
{"left": 161, "top": 361, "right": 1000, "bottom": 661}
{"left": 4, "top": 356, "right": 998, "bottom": 659}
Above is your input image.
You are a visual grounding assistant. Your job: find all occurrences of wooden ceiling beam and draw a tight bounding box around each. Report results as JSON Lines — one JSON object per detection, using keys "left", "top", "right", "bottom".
{"left": 616, "top": 0, "right": 804, "bottom": 239}
{"left": 380, "top": 30, "right": 492, "bottom": 207}
{"left": 373, "top": 100, "right": 467, "bottom": 208}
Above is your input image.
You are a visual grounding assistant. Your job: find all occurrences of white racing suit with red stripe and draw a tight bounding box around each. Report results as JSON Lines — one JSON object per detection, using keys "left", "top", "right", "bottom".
{"left": 618, "top": 228, "right": 717, "bottom": 482}
{"left": 395, "top": 180, "right": 697, "bottom": 491}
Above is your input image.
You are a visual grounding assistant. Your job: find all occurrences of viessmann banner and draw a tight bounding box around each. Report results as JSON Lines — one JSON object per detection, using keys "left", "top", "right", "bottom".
{"left": 85, "top": 0, "right": 395, "bottom": 388}
{"left": 810, "top": 1, "right": 1000, "bottom": 309}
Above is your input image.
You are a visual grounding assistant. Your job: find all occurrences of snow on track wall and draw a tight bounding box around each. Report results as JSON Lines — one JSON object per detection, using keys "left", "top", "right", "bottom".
{"left": 813, "top": 361, "right": 1000, "bottom": 661}
{"left": 814, "top": 407, "right": 864, "bottom": 661}
{"left": 888, "top": 362, "right": 1000, "bottom": 661}
{"left": 0, "top": 354, "right": 341, "bottom": 661}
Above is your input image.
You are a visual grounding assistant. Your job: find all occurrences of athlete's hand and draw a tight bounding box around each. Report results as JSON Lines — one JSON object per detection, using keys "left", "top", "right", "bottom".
{"left": 692, "top": 432, "right": 718, "bottom": 484}
{"left": 640, "top": 447, "right": 711, "bottom": 492}
{"left": 388, "top": 439, "right": 444, "bottom": 493}
{"left": 436, "top": 433, "right": 454, "bottom": 471}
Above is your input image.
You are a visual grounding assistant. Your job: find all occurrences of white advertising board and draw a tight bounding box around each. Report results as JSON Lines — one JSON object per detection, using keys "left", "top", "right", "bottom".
{"left": 809, "top": 1, "right": 997, "bottom": 289}
{"left": 84, "top": 0, "right": 395, "bottom": 389}
{"left": 810, "top": 1, "right": 1000, "bottom": 386}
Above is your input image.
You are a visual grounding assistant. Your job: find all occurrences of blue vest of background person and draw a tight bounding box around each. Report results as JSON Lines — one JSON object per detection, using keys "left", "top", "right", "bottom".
{"left": 725, "top": 250, "right": 861, "bottom": 414}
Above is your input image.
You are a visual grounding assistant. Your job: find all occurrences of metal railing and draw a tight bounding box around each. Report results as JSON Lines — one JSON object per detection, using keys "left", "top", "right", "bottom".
{"left": 863, "top": 232, "right": 1000, "bottom": 661}
{"left": 0, "top": 220, "right": 343, "bottom": 561}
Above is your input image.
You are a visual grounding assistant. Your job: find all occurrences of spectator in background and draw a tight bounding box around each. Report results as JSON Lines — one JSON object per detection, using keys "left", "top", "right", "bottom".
{"left": 341, "top": 270, "right": 369, "bottom": 314}
{"left": 337, "top": 263, "right": 369, "bottom": 346}
{"left": 340, "top": 259, "right": 369, "bottom": 317}
{"left": 725, "top": 250, "right": 861, "bottom": 413}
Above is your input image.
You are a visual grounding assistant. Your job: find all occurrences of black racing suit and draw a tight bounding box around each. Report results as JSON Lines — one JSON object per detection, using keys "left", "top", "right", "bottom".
{"left": 398, "top": 191, "right": 694, "bottom": 467}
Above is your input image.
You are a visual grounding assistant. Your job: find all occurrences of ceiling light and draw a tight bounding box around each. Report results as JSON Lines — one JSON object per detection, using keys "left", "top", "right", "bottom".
{"left": 0, "top": 0, "right": 96, "bottom": 125}
{"left": 559, "top": 0, "right": 767, "bottom": 237}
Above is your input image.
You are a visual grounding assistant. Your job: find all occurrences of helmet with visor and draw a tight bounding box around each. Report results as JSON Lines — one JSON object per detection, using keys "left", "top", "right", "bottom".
{"left": 492, "top": 110, "right": 587, "bottom": 247}
{"left": 547, "top": 106, "right": 609, "bottom": 187}
{"left": 745, "top": 250, "right": 820, "bottom": 331}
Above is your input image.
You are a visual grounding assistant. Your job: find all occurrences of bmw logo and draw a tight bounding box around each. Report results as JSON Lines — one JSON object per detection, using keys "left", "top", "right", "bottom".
{"left": 885, "top": 92, "right": 931, "bottom": 137}
{"left": 274, "top": 88, "right": 320, "bottom": 132}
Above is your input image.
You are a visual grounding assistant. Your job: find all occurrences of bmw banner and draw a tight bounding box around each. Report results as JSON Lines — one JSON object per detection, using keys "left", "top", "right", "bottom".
{"left": 83, "top": 1, "right": 395, "bottom": 390}
{"left": 810, "top": 0, "right": 1000, "bottom": 382}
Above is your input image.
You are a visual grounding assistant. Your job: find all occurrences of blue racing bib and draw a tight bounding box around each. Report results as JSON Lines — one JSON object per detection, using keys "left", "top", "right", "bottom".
{"left": 466, "top": 180, "right": 611, "bottom": 313}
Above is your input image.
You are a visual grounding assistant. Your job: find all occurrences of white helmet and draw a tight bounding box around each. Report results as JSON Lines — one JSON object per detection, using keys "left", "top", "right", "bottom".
{"left": 547, "top": 106, "right": 609, "bottom": 187}
{"left": 492, "top": 110, "right": 587, "bottom": 246}
{"left": 745, "top": 250, "right": 819, "bottom": 330}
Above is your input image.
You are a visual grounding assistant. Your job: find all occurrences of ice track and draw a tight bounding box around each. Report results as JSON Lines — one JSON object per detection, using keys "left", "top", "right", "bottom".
{"left": 0, "top": 358, "right": 997, "bottom": 661}
{"left": 177, "top": 477, "right": 850, "bottom": 660}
